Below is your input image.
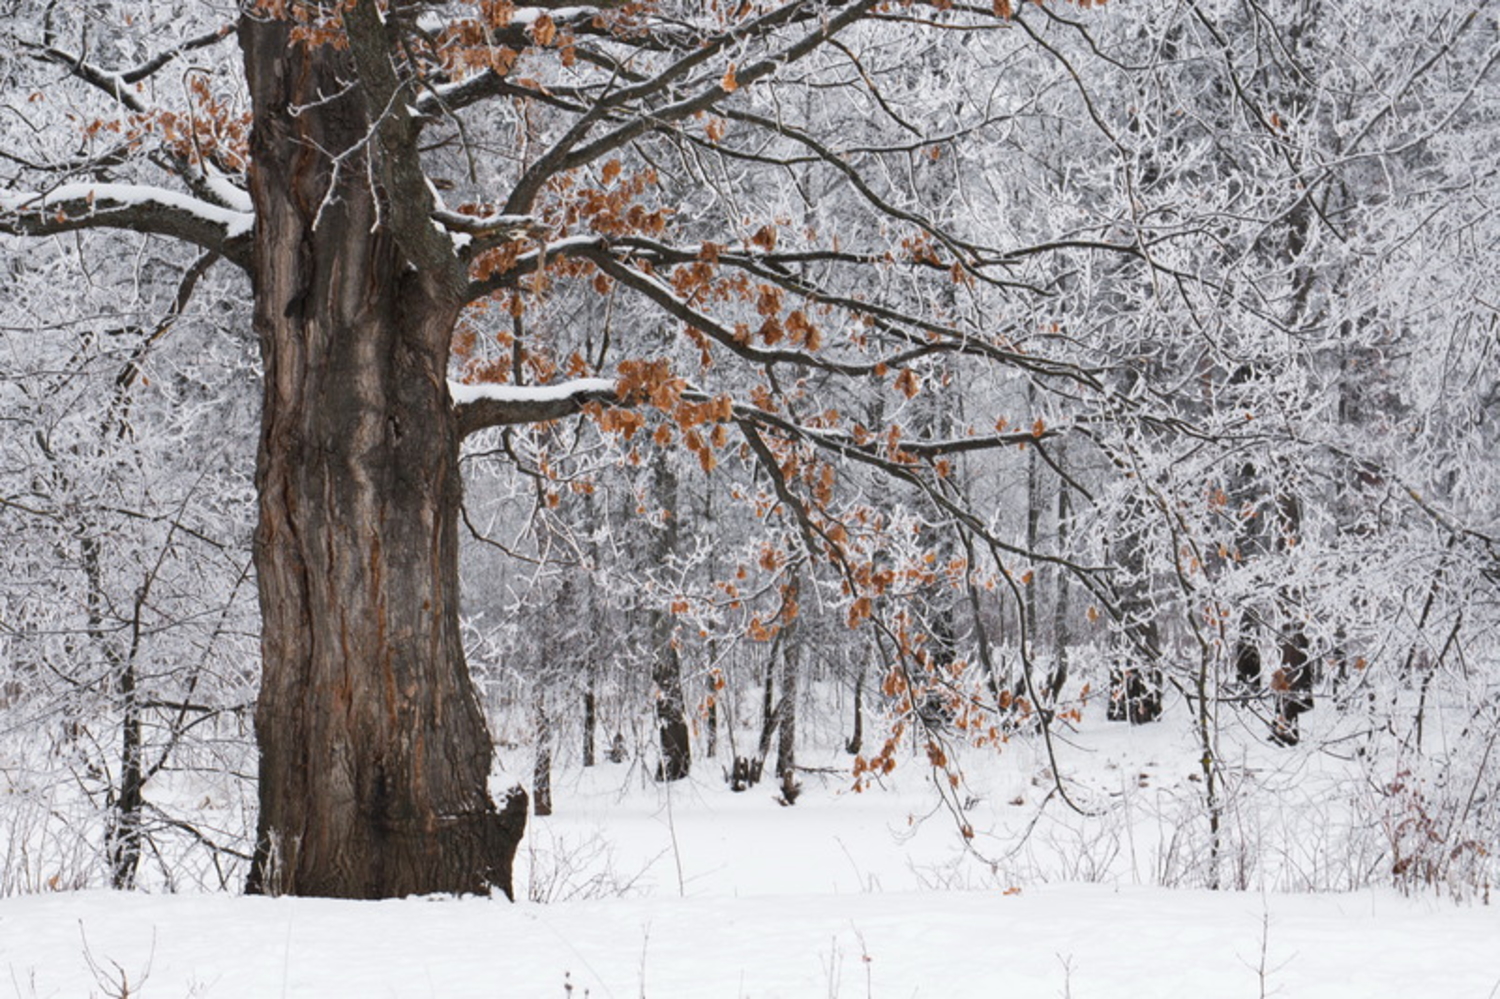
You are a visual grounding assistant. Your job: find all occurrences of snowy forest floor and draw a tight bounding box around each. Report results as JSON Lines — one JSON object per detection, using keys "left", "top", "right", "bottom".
{"left": 5, "top": 881, "right": 1497, "bottom": 997}
{"left": 3, "top": 697, "right": 1499, "bottom": 997}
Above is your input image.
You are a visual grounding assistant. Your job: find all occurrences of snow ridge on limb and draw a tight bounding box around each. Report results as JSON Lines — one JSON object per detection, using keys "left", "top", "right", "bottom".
{"left": 0, "top": 184, "right": 253, "bottom": 267}
{"left": 451, "top": 376, "right": 618, "bottom": 436}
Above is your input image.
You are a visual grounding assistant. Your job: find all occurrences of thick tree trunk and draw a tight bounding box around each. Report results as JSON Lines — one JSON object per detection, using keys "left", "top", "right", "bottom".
{"left": 240, "top": 17, "right": 523, "bottom": 899}
{"left": 652, "top": 632, "right": 692, "bottom": 781}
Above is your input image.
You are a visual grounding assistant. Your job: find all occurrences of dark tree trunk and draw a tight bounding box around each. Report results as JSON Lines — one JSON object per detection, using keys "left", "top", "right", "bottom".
{"left": 1107, "top": 499, "right": 1163, "bottom": 725}
{"left": 1024, "top": 386, "right": 1043, "bottom": 665}
{"left": 705, "top": 668, "right": 719, "bottom": 759}
{"left": 1107, "top": 657, "right": 1163, "bottom": 725}
{"left": 83, "top": 532, "right": 144, "bottom": 890}
{"left": 1047, "top": 439, "right": 1072, "bottom": 702}
{"left": 1270, "top": 631, "right": 1313, "bottom": 746}
{"left": 760, "top": 645, "right": 778, "bottom": 749}
{"left": 106, "top": 652, "right": 143, "bottom": 890}
{"left": 1233, "top": 636, "right": 1262, "bottom": 688}
{"left": 582, "top": 488, "right": 602, "bottom": 769}
{"left": 649, "top": 452, "right": 691, "bottom": 782}
{"left": 1269, "top": 479, "right": 1313, "bottom": 746}
{"left": 653, "top": 643, "right": 692, "bottom": 781}
{"left": 959, "top": 532, "right": 1008, "bottom": 716}
{"left": 846, "top": 666, "right": 864, "bottom": 756}
{"left": 752, "top": 640, "right": 781, "bottom": 783}
{"left": 582, "top": 674, "right": 598, "bottom": 768}
{"left": 240, "top": 16, "right": 523, "bottom": 899}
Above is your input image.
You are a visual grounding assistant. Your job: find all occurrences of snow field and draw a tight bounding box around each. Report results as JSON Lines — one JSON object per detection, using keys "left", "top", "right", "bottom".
{"left": 5, "top": 696, "right": 1497, "bottom": 997}
{"left": 3, "top": 881, "right": 1497, "bottom": 997}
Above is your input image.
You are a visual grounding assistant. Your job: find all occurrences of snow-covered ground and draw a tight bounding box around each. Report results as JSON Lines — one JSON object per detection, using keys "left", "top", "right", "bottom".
{"left": 4, "top": 702, "right": 1497, "bottom": 997}
{"left": 6, "top": 881, "right": 1498, "bottom": 998}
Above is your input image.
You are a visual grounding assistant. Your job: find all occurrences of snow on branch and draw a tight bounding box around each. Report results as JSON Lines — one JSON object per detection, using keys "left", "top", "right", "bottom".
{"left": 430, "top": 209, "right": 536, "bottom": 236}
{"left": 0, "top": 183, "right": 253, "bottom": 266}
{"left": 451, "top": 377, "right": 617, "bottom": 437}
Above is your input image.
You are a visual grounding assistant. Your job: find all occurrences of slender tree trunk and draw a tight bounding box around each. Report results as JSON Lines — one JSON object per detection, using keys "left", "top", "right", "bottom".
{"left": 241, "top": 17, "right": 523, "bottom": 899}
{"left": 1107, "top": 498, "right": 1163, "bottom": 724}
{"left": 107, "top": 649, "right": 143, "bottom": 890}
{"left": 705, "top": 640, "right": 719, "bottom": 760}
{"left": 82, "top": 532, "right": 144, "bottom": 890}
{"left": 1047, "top": 439, "right": 1072, "bottom": 702}
{"left": 533, "top": 687, "right": 553, "bottom": 817}
{"left": 582, "top": 667, "right": 598, "bottom": 768}
{"left": 775, "top": 594, "right": 799, "bottom": 786}
{"left": 756, "top": 637, "right": 780, "bottom": 781}
{"left": 1270, "top": 483, "right": 1312, "bottom": 745}
{"left": 846, "top": 665, "right": 864, "bottom": 756}
{"left": 649, "top": 452, "right": 690, "bottom": 782}
{"left": 1024, "top": 384, "right": 1044, "bottom": 665}
{"left": 582, "top": 488, "right": 602, "bottom": 769}
{"left": 702, "top": 486, "right": 720, "bottom": 762}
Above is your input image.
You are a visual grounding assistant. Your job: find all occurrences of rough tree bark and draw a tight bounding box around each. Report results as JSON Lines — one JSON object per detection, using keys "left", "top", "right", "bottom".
{"left": 240, "top": 13, "right": 524, "bottom": 899}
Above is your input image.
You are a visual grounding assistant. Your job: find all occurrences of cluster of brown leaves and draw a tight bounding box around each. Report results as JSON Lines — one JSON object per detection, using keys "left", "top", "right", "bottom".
{"left": 851, "top": 722, "right": 905, "bottom": 786}
{"left": 81, "top": 74, "right": 249, "bottom": 172}
{"left": 565, "top": 359, "right": 738, "bottom": 473}
{"left": 555, "top": 163, "right": 673, "bottom": 238}
{"left": 249, "top": 0, "right": 358, "bottom": 48}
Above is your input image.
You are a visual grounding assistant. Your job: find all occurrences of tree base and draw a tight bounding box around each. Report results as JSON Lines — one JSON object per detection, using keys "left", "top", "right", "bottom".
{"left": 245, "top": 785, "right": 528, "bottom": 900}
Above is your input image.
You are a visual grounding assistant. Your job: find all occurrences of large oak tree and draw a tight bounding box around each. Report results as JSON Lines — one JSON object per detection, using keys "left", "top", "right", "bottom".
{"left": 1, "top": 0, "right": 1105, "bottom": 897}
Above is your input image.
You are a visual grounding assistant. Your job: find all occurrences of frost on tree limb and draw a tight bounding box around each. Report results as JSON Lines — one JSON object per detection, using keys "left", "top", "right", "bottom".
{"left": 0, "top": 185, "right": 253, "bottom": 268}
